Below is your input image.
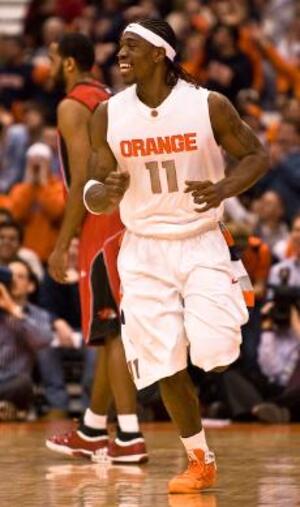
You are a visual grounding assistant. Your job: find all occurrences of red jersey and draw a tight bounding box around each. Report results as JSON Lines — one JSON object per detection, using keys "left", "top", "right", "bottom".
{"left": 57, "top": 80, "right": 124, "bottom": 344}
{"left": 58, "top": 80, "right": 110, "bottom": 188}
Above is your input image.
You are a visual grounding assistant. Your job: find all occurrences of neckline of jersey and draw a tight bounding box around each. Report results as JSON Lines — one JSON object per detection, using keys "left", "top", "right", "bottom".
{"left": 133, "top": 80, "right": 182, "bottom": 120}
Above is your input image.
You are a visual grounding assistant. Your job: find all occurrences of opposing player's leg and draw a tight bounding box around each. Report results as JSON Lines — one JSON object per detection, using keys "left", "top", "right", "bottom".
{"left": 46, "top": 346, "right": 111, "bottom": 458}
{"left": 100, "top": 333, "right": 148, "bottom": 464}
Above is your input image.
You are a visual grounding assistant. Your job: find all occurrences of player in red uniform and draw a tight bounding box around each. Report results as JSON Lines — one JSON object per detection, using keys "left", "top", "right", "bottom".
{"left": 46, "top": 33, "right": 147, "bottom": 464}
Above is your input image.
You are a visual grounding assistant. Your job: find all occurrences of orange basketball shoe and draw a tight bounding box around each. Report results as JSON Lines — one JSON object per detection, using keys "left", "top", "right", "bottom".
{"left": 168, "top": 449, "right": 217, "bottom": 494}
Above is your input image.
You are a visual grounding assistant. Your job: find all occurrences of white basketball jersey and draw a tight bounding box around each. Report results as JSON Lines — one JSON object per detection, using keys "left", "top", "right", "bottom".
{"left": 107, "top": 79, "right": 225, "bottom": 239}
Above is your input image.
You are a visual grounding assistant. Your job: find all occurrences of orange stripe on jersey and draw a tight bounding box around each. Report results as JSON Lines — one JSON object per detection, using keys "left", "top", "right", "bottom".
{"left": 243, "top": 290, "right": 255, "bottom": 308}
{"left": 120, "top": 133, "right": 198, "bottom": 157}
{"left": 219, "top": 222, "right": 235, "bottom": 247}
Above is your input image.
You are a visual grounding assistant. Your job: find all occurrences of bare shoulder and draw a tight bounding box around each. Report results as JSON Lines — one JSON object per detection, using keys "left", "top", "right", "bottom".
{"left": 208, "top": 92, "right": 241, "bottom": 142}
{"left": 90, "top": 100, "right": 109, "bottom": 142}
{"left": 57, "top": 98, "right": 91, "bottom": 134}
{"left": 208, "top": 91, "right": 266, "bottom": 158}
{"left": 91, "top": 101, "right": 109, "bottom": 126}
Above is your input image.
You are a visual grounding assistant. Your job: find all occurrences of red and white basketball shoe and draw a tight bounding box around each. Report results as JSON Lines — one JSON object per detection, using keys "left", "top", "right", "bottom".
{"left": 92, "top": 433, "right": 148, "bottom": 464}
{"left": 46, "top": 427, "right": 109, "bottom": 459}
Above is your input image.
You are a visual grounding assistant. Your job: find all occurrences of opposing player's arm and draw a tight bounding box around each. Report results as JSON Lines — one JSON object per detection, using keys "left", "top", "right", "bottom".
{"left": 185, "top": 92, "right": 269, "bottom": 212}
{"left": 84, "top": 102, "right": 129, "bottom": 214}
{"left": 48, "top": 98, "right": 92, "bottom": 282}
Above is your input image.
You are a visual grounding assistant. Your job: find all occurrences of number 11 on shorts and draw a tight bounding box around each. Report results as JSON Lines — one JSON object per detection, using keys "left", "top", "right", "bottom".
{"left": 145, "top": 160, "right": 178, "bottom": 194}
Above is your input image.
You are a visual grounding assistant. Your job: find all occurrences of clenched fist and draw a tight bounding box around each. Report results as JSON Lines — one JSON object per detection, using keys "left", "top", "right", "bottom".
{"left": 84, "top": 171, "right": 130, "bottom": 214}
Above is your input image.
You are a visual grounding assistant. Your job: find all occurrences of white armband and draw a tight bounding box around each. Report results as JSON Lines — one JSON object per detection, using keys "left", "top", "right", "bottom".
{"left": 83, "top": 179, "right": 104, "bottom": 215}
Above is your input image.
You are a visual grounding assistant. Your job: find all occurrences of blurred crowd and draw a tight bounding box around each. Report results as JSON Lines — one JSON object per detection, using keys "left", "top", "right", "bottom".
{"left": 0, "top": 0, "right": 300, "bottom": 423}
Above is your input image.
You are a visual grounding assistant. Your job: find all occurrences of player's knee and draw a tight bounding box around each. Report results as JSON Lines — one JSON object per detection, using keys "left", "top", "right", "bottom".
{"left": 159, "top": 370, "right": 187, "bottom": 390}
{"left": 189, "top": 337, "right": 240, "bottom": 372}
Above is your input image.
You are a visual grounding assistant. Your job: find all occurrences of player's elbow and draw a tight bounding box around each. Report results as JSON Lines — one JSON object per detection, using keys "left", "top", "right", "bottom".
{"left": 256, "top": 148, "right": 269, "bottom": 176}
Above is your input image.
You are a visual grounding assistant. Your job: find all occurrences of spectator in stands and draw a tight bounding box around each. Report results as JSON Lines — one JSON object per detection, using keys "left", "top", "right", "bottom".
{"left": 274, "top": 212, "right": 300, "bottom": 262}
{"left": 254, "top": 118, "right": 300, "bottom": 222}
{"left": 0, "top": 103, "right": 45, "bottom": 193}
{"left": 229, "top": 222, "right": 272, "bottom": 372}
{"left": 252, "top": 19, "right": 300, "bottom": 100}
{"left": 0, "top": 260, "right": 54, "bottom": 421}
{"left": 0, "top": 208, "right": 12, "bottom": 226}
{"left": 0, "top": 142, "right": 65, "bottom": 263}
{"left": 0, "top": 36, "right": 37, "bottom": 111}
{"left": 24, "top": 0, "right": 59, "bottom": 48}
{"left": 203, "top": 24, "right": 254, "bottom": 102}
{"left": 254, "top": 191, "right": 289, "bottom": 258}
{"left": 0, "top": 221, "right": 44, "bottom": 281}
{"left": 37, "top": 238, "right": 96, "bottom": 418}
{"left": 34, "top": 17, "right": 66, "bottom": 59}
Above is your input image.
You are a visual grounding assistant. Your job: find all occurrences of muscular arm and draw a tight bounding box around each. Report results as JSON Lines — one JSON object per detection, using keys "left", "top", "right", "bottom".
{"left": 185, "top": 92, "right": 269, "bottom": 211}
{"left": 55, "top": 99, "right": 91, "bottom": 250}
{"left": 48, "top": 99, "right": 92, "bottom": 282}
{"left": 84, "top": 102, "right": 129, "bottom": 214}
{"left": 210, "top": 92, "right": 269, "bottom": 194}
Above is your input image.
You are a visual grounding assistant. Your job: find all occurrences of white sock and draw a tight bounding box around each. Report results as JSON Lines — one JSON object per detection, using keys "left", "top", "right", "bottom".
{"left": 118, "top": 414, "right": 139, "bottom": 433}
{"left": 84, "top": 408, "right": 107, "bottom": 430}
{"left": 181, "top": 429, "right": 209, "bottom": 453}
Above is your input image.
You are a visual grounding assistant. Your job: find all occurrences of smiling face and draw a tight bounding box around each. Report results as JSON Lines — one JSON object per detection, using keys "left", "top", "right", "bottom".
{"left": 118, "top": 32, "right": 164, "bottom": 85}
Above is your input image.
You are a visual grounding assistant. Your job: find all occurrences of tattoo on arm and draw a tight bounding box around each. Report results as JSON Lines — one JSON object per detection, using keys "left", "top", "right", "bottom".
{"left": 210, "top": 93, "right": 263, "bottom": 159}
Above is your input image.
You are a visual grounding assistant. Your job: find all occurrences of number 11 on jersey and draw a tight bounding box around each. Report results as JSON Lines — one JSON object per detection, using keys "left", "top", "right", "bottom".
{"left": 145, "top": 160, "right": 178, "bottom": 194}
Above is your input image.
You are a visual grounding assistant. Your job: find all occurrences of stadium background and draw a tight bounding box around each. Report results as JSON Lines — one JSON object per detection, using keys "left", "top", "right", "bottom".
{"left": 0, "top": 0, "right": 300, "bottom": 424}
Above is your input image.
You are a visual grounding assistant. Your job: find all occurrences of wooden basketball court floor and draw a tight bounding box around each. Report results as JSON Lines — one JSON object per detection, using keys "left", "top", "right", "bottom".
{"left": 0, "top": 421, "right": 300, "bottom": 507}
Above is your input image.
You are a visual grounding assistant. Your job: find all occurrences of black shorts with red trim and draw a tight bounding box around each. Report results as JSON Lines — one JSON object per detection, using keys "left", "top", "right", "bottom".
{"left": 79, "top": 211, "right": 124, "bottom": 345}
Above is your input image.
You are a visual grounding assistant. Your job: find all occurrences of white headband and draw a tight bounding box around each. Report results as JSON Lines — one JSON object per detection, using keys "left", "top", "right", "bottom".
{"left": 123, "top": 23, "right": 176, "bottom": 61}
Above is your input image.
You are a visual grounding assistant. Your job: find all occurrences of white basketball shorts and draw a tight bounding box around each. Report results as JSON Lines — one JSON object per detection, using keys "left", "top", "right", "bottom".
{"left": 118, "top": 227, "right": 249, "bottom": 390}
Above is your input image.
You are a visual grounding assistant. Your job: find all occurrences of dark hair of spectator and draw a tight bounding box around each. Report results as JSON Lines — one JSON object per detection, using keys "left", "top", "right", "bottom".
{"left": 10, "top": 257, "right": 39, "bottom": 292}
{"left": 0, "top": 221, "right": 24, "bottom": 244}
{"left": 0, "top": 208, "right": 13, "bottom": 224}
{"left": 58, "top": 33, "right": 95, "bottom": 72}
{"left": 137, "top": 19, "right": 200, "bottom": 88}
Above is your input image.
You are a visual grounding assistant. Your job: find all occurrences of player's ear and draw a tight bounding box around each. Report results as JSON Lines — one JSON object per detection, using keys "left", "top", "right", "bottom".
{"left": 64, "top": 56, "right": 76, "bottom": 72}
{"left": 153, "top": 47, "right": 166, "bottom": 64}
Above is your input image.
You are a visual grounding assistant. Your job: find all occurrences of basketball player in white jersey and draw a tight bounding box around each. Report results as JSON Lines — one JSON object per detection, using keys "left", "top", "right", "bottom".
{"left": 83, "top": 19, "right": 268, "bottom": 493}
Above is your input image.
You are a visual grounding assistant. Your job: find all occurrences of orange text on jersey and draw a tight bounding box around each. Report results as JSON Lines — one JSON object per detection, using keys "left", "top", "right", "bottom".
{"left": 120, "top": 133, "right": 198, "bottom": 157}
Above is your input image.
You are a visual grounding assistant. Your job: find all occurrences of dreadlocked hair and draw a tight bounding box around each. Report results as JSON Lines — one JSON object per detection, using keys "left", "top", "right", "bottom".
{"left": 138, "top": 18, "right": 200, "bottom": 88}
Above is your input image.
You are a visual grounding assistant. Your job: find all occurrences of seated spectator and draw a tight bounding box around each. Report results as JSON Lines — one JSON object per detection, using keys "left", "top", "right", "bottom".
{"left": 229, "top": 222, "right": 272, "bottom": 372}
{"left": 254, "top": 119, "right": 300, "bottom": 223}
{"left": 274, "top": 212, "right": 300, "bottom": 261}
{"left": 252, "top": 23, "right": 300, "bottom": 100}
{"left": 37, "top": 239, "right": 96, "bottom": 418}
{"left": 0, "top": 36, "right": 37, "bottom": 112}
{"left": 206, "top": 248, "right": 300, "bottom": 423}
{"left": 0, "top": 221, "right": 44, "bottom": 281}
{"left": 0, "top": 260, "right": 55, "bottom": 421}
{"left": 230, "top": 223, "right": 272, "bottom": 301}
{"left": 0, "top": 143, "right": 65, "bottom": 263}
{"left": 203, "top": 24, "right": 254, "bottom": 103}
{"left": 0, "top": 103, "right": 46, "bottom": 193}
{"left": 254, "top": 191, "right": 289, "bottom": 258}
{"left": 0, "top": 208, "right": 13, "bottom": 226}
